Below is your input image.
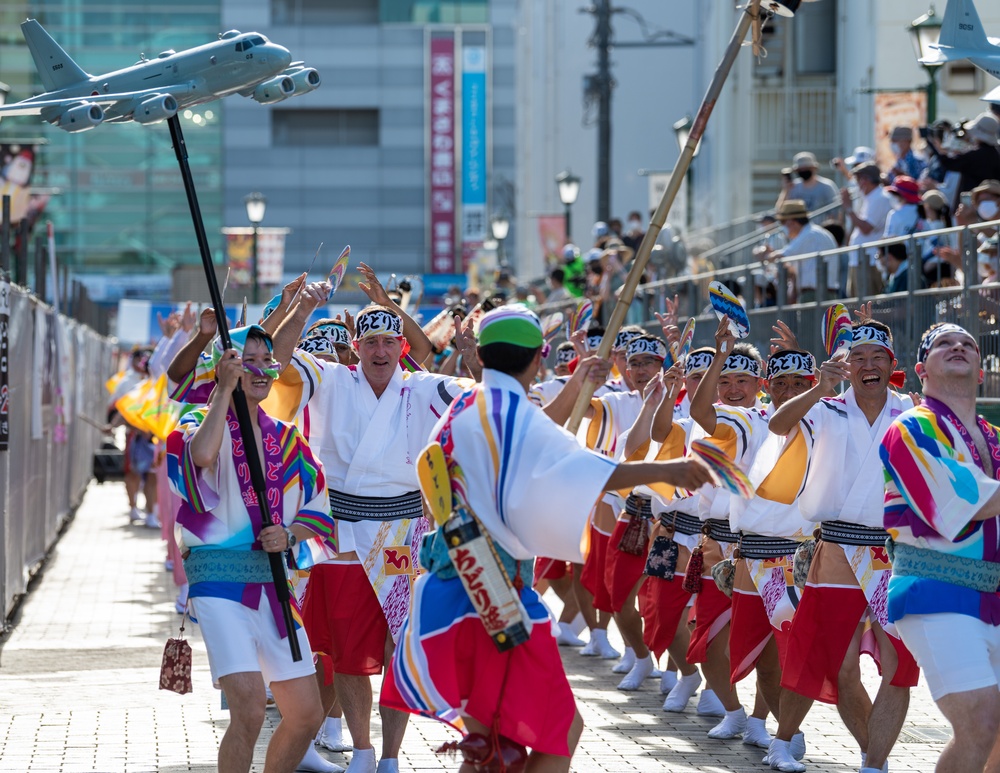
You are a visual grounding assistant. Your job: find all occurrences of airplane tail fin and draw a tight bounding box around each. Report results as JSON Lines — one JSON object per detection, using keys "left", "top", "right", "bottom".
{"left": 932, "top": 0, "right": 992, "bottom": 61}
{"left": 21, "top": 19, "right": 90, "bottom": 92}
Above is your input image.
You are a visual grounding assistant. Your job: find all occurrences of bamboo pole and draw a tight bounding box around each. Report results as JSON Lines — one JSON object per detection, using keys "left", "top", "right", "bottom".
{"left": 566, "top": 0, "right": 764, "bottom": 433}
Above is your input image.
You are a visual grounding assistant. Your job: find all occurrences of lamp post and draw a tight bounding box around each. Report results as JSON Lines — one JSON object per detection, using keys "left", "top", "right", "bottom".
{"left": 556, "top": 170, "right": 581, "bottom": 245}
{"left": 909, "top": 7, "right": 944, "bottom": 123}
{"left": 244, "top": 192, "right": 266, "bottom": 303}
{"left": 491, "top": 214, "right": 510, "bottom": 267}
{"left": 672, "top": 115, "right": 702, "bottom": 228}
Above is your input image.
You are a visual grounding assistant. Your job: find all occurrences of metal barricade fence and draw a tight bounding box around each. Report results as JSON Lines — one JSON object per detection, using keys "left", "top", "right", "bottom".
{"left": 536, "top": 219, "right": 1000, "bottom": 400}
{"left": 1, "top": 283, "right": 116, "bottom": 624}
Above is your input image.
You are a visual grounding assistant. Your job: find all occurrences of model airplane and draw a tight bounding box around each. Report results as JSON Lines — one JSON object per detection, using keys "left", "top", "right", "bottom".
{"left": 922, "top": 0, "right": 1000, "bottom": 101}
{"left": 0, "top": 19, "right": 320, "bottom": 132}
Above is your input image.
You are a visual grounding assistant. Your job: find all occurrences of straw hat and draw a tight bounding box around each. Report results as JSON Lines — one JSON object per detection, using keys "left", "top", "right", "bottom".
{"left": 775, "top": 200, "right": 809, "bottom": 220}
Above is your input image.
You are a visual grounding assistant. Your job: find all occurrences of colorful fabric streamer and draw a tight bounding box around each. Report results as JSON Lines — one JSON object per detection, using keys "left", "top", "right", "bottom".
{"left": 328, "top": 245, "right": 351, "bottom": 296}
{"left": 678, "top": 318, "right": 696, "bottom": 361}
{"left": 690, "top": 438, "right": 755, "bottom": 499}
{"left": 541, "top": 312, "right": 564, "bottom": 343}
{"left": 565, "top": 299, "right": 593, "bottom": 339}
{"left": 822, "top": 304, "right": 853, "bottom": 357}
{"left": 708, "top": 281, "right": 749, "bottom": 339}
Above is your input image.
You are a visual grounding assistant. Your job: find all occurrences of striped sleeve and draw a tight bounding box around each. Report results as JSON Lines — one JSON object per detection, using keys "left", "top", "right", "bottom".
{"left": 165, "top": 409, "right": 222, "bottom": 515}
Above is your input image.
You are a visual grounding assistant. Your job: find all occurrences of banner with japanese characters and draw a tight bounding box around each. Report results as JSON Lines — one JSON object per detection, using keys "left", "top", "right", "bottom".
{"left": 429, "top": 34, "right": 457, "bottom": 274}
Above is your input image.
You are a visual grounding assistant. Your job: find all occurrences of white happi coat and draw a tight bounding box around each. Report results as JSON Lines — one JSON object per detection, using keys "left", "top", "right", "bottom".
{"left": 301, "top": 358, "right": 462, "bottom": 636}
{"left": 796, "top": 388, "right": 912, "bottom": 528}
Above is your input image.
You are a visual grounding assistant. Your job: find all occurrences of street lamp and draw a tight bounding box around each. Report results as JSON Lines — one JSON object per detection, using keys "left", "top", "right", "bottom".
{"left": 673, "top": 115, "right": 702, "bottom": 227}
{"left": 491, "top": 214, "right": 510, "bottom": 266}
{"left": 556, "top": 170, "right": 581, "bottom": 244}
{"left": 909, "top": 7, "right": 944, "bottom": 123}
{"left": 244, "top": 192, "right": 266, "bottom": 303}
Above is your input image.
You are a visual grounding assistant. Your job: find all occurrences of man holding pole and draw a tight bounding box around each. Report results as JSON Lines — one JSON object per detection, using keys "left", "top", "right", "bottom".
{"left": 167, "top": 325, "right": 336, "bottom": 773}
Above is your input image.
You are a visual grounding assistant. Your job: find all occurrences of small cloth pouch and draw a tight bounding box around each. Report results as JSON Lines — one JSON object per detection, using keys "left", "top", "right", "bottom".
{"left": 159, "top": 610, "right": 193, "bottom": 695}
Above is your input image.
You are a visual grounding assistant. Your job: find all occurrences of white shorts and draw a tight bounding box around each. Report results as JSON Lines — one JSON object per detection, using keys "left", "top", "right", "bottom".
{"left": 191, "top": 593, "right": 316, "bottom": 687}
{"left": 895, "top": 612, "right": 1000, "bottom": 701}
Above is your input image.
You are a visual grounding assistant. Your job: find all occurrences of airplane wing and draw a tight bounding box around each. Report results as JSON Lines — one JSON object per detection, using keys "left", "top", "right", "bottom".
{"left": 0, "top": 86, "right": 195, "bottom": 117}
{"left": 981, "top": 83, "right": 1000, "bottom": 102}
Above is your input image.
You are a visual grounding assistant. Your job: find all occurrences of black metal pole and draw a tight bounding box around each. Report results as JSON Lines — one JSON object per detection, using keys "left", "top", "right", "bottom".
{"left": 167, "top": 115, "right": 301, "bottom": 661}
{"left": 1, "top": 196, "right": 10, "bottom": 278}
{"left": 252, "top": 225, "right": 259, "bottom": 304}
{"left": 564, "top": 202, "right": 572, "bottom": 243}
{"left": 595, "top": 0, "right": 612, "bottom": 223}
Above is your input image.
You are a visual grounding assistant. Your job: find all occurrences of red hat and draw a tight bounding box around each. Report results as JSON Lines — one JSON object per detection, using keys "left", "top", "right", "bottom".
{"left": 887, "top": 176, "right": 920, "bottom": 204}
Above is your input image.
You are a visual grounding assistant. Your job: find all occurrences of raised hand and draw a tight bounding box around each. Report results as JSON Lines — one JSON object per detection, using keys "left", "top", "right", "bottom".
{"left": 180, "top": 302, "right": 196, "bottom": 334}
{"left": 358, "top": 262, "right": 393, "bottom": 307}
{"left": 769, "top": 320, "right": 801, "bottom": 354}
{"left": 281, "top": 273, "right": 308, "bottom": 310}
{"left": 714, "top": 315, "right": 737, "bottom": 356}
{"left": 852, "top": 301, "right": 874, "bottom": 324}
{"left": 199, "top": 307, "right": 218, "bottom": 337}
{"left": 215, "top": 349, "right": 243, "bottom": 393}
{"left": 342, "top": 309, "right": 356, "bottom": 339}
{"left": 817, "top": 357, "right": 851, "bottom": 393}
{"left": 643, "top": 371, "right": 665, "bottom": 402}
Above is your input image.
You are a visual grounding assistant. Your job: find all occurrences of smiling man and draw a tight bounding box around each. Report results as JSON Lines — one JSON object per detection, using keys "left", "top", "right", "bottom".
{"left": 881, "top": 323, "right": 1000, "bottom": 773}
{"left": 766, "top": 320, "right": 920, "bottom": 773}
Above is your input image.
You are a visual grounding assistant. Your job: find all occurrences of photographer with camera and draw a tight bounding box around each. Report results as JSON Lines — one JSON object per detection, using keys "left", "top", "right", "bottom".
{"left": 927, "top": 112, "right": 1000, "bottom": 202}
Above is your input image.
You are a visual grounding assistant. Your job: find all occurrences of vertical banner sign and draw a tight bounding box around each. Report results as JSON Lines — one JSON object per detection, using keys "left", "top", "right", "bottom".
{"left": 537, "top": 215, "right": 567, "bottom": 269}
{"left": 429, "top": 35, "right": 457, "bottom": 274}
{"left": 0, "top": 280, "right": 8, "bottom": 451}
{"left": 461, "top": 45, "right": 488, "bottom": 271}
{"left": 224, "top": 231, "right": 253, "bottom": 287}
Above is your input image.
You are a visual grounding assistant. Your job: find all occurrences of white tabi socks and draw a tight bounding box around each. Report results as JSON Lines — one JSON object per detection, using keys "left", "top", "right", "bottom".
{"left": 659, "top": 669, "right": 678, "bottom": 694}
{"left": 345, "top": 747, "right": 376, "bottom": 773}
{"left": 696, "top": 687, "right": 727, "bottom": 717}
{"left": 763, "top": 739, "right": 806, "bottom": 773}
{"left": 616, "top": 654, "right": 655, "bottom": 690}
{"left": 555, "top": 621, "right": 586, "bottom": 647}
{"left": 580, "top": 628, "right": 620, "bottom": 659}
{"left": 662, "top": 671, "right": 702, "bottom": 712}
{"left": 298, "top": 744, "right": 345, "bottom": 773}
{"left": 707, "top": 707, "right": 748, "bottom": 740}
{"left": 375, "top": 758, "right": 399, "bottom": 773}
{"left": 317, "top": 716, "right": 350, "bottom": 753}
{"left": 742, "top": 715, "right": 773, "bottom": 748}
{"left": 611, "top": 646, "right": 636, "bottom": 674}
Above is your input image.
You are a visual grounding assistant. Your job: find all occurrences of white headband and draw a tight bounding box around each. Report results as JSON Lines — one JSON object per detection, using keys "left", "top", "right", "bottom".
{"left": 298, "top": 336, "right": 341, "bottom": 361}
{"left": 586, "top": 334, "right": 603, "bottom": 351}
{"left": 626, "top": 336, "right": 667, "bottom": 361}
{"left": 555, "top": 346, "right": 575, "bottom": 366}
{"left": 304, "top": 322, "right": 351, "bottom": 348}
{"left": 614, "top": 329, "right": 642, "bottom": 351}
{"left": 685, "top": 351, "right": 714, "bottom": 376}
{"left": 917, "top": 323, "right": 978, "bottom": 363}
{"left": 766, "top": 351, "right": 815, "bottom": 380}
{"left": 355, "top": 308, "right": 403, "bottom": 340}
{"left": 852, "top": 324, "right": 893, "bottom": 356}
{"left": 722, "top": 352, "right": 762, "bottom": 377}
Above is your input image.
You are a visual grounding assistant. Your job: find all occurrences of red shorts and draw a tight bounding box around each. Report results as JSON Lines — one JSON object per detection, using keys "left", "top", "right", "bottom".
{"left": 580, "top": 525, "right": 614, "bottom": 613}
{"left": 381, "top": 578, "right": 576, "bottom": 756}
{"left": 780, "top": 541, "right": 920, "bottom": 703}
{"left": 606, "top": 518, "right": 649, "bottom": 612}
{"left": 302, "top": 562, "right": 387, "bottom": 676}
{"left": 639, "top": 544, "right": 693, "bottom": 658}
{"left": 533, "top": 557, "right": 572, "bottom": 584}
{"left": 729, "top": 561, "right": 791, "bottom": 684}
{"left": 686, "top": 539, "right": 733, "bottom": 665}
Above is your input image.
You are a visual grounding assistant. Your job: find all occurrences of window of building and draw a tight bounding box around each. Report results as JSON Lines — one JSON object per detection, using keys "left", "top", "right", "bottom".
{"left": 272, "top": 0, "right": 378, "bottom": 25}
{"left": 272, "top": 109, "right": 380, "bottom": 146}
{"left": 380, "top": 0, "right": 488, "bottom": 24}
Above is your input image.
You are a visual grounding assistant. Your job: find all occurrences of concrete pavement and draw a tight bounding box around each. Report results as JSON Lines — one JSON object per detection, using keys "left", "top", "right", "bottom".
{"left": 0, "top": 482, "right": 950, "bottom": 772}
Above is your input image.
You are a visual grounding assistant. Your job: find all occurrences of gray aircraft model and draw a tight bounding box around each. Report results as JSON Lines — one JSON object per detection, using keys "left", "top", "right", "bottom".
{"left": 923, "top": 0, "right": 1000, "bottom": 101}
{"left": 0, "top": 19, "right": 320, "bottom": 131}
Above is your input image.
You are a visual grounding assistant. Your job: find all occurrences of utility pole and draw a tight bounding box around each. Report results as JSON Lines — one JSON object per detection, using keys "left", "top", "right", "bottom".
{"left": 583, "top": 5, "right": 695, "bottom": 225}
{"left": 595, "top": 0, "right": 613, "bottom": 223}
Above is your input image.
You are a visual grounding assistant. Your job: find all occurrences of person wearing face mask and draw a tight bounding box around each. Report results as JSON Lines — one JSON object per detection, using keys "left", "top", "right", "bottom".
{"left": 763, "top": 200, "right": 839, "bottom": 304}
{"left": 776, "top": 152, "right": 840, "bottom": 216}
{"left": 928, "top": 112, "right": 1000, "bottom": 201}
{"left": 971, "top": 179, "right": 1000, "bottom": 228}
{"left": 883, "top": 176, "right": 921, "bottom": 241}
{"left": 917, "top": 189, "right": 958, "bottom": 286}
{"left": 843, "top": 163, "right": 893, "bottom": 297}
{"left": 887, "top": 126, "right": 926, "bottom": 183}
{"left": 977, "top": 236, "right": 999, "bottom": 284}
{"left": 622, "top": 209, "right": 645, "bottom": 254}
